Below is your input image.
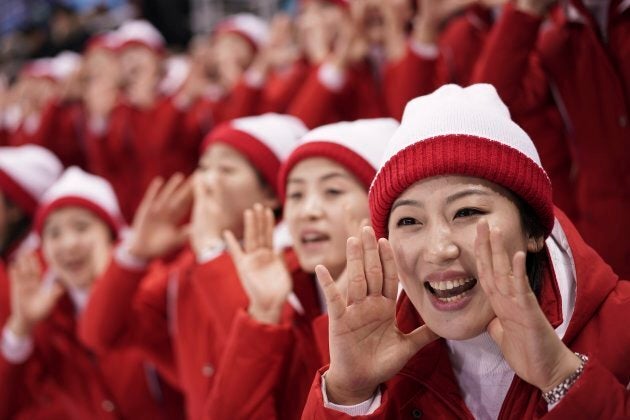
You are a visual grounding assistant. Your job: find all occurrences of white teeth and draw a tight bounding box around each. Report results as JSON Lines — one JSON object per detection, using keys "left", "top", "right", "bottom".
{"left": 437, "top": 291, "right": 469, "bottom": 303}
{"left": 429, "top": 277, "right": 474, "bottom": 291}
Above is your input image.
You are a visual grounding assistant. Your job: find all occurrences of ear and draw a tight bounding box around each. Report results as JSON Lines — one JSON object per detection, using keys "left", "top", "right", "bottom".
{"left": 526, "top": 234, "right": 545, "bottom": 253}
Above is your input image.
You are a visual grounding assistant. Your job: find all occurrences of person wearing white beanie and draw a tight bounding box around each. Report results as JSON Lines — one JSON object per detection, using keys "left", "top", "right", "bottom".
{"left": 80, "top": 113, "right": 306, "bottom": 420}
{"left": 202, "top": 118, "right": 399, "bottom": 419}
{"left": 303, "top": 84, "right": 630, "bottom": 419}
{"left": 0, "top": 145, "right": 63, "bottom": 260}
{"left": 0, "top": 166, "right": 185, "bottom": 419}
{"left": 213, "top": 13, "right": 269, "bottom": 91}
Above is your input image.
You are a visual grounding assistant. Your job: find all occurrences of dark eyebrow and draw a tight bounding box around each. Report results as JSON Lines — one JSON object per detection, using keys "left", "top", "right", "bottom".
{"left": 288, "top": 172, "right": 350, "bottom": 184}
{"left": 391, "top": 199, "right": 422, "bottom": 212}
{"left": 446, "top": 188, "right": 491, "bottom": 204}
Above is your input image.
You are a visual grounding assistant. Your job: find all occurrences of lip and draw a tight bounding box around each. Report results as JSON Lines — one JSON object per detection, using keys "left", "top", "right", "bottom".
{"left": 427, "top": 290, "right": 474, "bottom": 312}
{"left": 298, "top": 228, "right": 331, "bottom": 250}
{"left": 61, "top": 259, "right": 88, "bottom": 272}
{"left": 424, "top": 270, "right": 472, "bottom": 284}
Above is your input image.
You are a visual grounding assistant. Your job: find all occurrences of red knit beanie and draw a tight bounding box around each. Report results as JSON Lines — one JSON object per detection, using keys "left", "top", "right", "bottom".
{"left": 278, "top": 118, "right": 399, "bottom": 201}
{"left": 369, "top": 84, "right": 554, "bottom": 239}
{"left": 201, "top": 113, "right": 306, "bottom": 195}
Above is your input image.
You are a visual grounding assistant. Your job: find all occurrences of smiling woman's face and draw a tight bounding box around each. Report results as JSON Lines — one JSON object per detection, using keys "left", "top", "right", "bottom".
{"left": 387, "top": 175, "right": 541, "bottom": 340}
{"left": 42, "top": 207, "right": 113, "bottom": 290}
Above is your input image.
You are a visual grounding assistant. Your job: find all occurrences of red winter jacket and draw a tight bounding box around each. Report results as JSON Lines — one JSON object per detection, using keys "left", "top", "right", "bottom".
{"left": 8, "top": 99, "right": 86, "bottom": 168}
{"left": 204, "top": 250, "right": 328, "bottom": 420}
{"left": 84, "top": 96, "right": 200, "bottom": 222}
{"left": 0, "top": 291, "right": 185, "bottom": 420}
{"left": 80, "top": 249, "right": 256, "bottom": 420}
{"left": 473, "top": 1, "right": 630, "bottom": 277}
{"left": 289, "top": 62, "right": 387, "bottom": 129}
{"left": 302, "top": 209, "right": 630, "bottom": 419}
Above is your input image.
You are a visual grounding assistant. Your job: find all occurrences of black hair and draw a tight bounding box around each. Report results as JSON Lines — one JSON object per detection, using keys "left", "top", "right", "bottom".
{"left": 254, "top": 169, "right": 282, "bottom": 220}
{"left": 515, "top": 197, "right": 548, "bottom": 297}
{"left": 1, "top": 196, "right": 31, "bottom": 256}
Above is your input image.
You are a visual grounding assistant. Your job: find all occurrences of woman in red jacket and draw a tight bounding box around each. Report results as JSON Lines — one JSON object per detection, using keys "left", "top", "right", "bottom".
{"left": 304, "top": 84, "right": 630, "bottom": 419}
{"left": 205, "top": 118, "right": 399, "bottom": 419}
{"left": 0, "top": 167, "right": 185, "bottom": 419}
{"left": 79, "top": 114, "right": 307, "bottom": 420}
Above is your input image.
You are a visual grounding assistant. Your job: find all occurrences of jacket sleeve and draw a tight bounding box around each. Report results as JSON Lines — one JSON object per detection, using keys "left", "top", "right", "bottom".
{"left": 78, "top": 256, "right": 177, "bottom": 384}
{"left": 259, "top": 62, "right": 310, "bottom": 114}
{"left": 204, "top": 308, "right": 294, "bottom": 420}
{"left": 302, "top": 367, "right": 392, "bottom": 420}
{"left": 382, "top": 43, "right": 444, "bottom": 121}
{"left": 543, "top": 357, "right": 630, "bottom": 419}
{"left": 0, "top": 344, "right": 33, "bottom": 418}
{"left": 472, "top": 3, "right": 550, "bottom": 115}
{"left": 288, "top": 64, "right": 343, "bottom": 129}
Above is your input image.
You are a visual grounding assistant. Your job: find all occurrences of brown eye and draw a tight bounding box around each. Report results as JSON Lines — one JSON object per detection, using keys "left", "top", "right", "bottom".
{"left": 396, "top": 217, "right": 418, "bottom": 226}
{"left": 454, "top": 208, "right": 484, "bottom": 219}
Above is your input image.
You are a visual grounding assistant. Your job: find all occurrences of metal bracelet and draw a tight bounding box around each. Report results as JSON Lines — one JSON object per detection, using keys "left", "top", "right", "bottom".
{"left": 542, "top": 352, "right": 589, "bottom": 405}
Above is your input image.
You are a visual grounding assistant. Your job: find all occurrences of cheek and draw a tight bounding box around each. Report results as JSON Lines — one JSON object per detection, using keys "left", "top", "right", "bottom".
{"left": 389, "top": 235, "right": 418, "bottom": 280}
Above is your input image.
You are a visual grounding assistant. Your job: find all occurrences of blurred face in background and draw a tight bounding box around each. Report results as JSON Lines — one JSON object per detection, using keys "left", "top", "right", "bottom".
{"left": 213, "top": 33, "right": 255, "bottom": 89}
{"left": 284, "top": 157, "right": 370, "bottom": 279}
{"left": 42, "top": 206, "right": 113, "bottom": 290}
{"left": 84, "top": 48, "right": 121, "bottom": 90}
{"left": 296, "top": 1, "right": 345, "bottom": 62}
{"left": 196, "top": 144, "right": 278, "bottom": 239}
{"left": 119, "top": 45, "right": 162, "bottom": 105}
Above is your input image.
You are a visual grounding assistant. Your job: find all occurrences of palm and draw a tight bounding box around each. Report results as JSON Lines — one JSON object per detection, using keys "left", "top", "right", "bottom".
{"left": 225, "top": 204, "right": 292, "bottom": 324}
{"left": 317, "top": 227, "right": 438, "bottom": 404}
{"left": 474, "top": 220, "right": 578, "bottom": 391}
{"left": 128, "top": 174, "right": 191, "bottom": 260}
{"left": 8, "top": 254, "right": 63, "bottom": 333}
{"left": 236, "top": 249, "right": 292, "bottom": 309}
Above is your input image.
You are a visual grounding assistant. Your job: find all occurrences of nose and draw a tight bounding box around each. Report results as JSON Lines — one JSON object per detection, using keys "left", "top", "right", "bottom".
{"left": 58, "top": 230, "right": 81, "bottom": 252}
{"left": 300, "top": 192, "right": 324, "bottom": 220}
{"left": 422, "top": 221, "right": 459, "bottom": 265}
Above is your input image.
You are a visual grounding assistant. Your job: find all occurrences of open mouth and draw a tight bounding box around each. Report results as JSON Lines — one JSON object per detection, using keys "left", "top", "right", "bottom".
{"left": 424, "top": 277, "right": 477, "bottom": 303}
{"left": 300, "top": 232, "right": 330, "bottom": 245}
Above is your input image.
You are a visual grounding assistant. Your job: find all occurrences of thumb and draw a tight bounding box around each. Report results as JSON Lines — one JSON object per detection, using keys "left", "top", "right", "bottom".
{"left": 405, "top": 324, "right": 440, "bottom": 355}
{"left": 223, "top": 230, "right": 244, "bottom": 261}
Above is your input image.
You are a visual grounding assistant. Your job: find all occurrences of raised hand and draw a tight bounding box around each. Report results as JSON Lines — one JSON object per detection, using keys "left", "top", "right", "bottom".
{"left": 190, "top": 172, "right": 230, "bottom": 256}
{"left": 474, "top": 219, "right": 581, "bottom": 393}
{"left": 6, "top": 254, "right": 64, "bottom": 337}
{"left": 126, "top": 173, "right": 192, "bottom": 261}
{"left": 224, "top": 204, "right": 292, "bottom": 324}
{"left": 317, "top": 226, "right": 438, "bottom": 405}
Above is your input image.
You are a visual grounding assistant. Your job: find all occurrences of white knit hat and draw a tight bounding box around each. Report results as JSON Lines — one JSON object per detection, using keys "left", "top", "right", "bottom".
{"left": 116, "top": 20, "right": 165, "bottom": 53}
{"left": 215, "top": 13, "right": 269, "bottom": 51}
{"left": 201, "top": 113, "right": 307, "bottom": 194}
{"left": 35, "top": 167, "right": 124, "bottom": 237}
{"left": 278, "top": 118, "right": 400, "bottom": 200}
{"left": 0, "top": 145, "right": 63, "bottom": 215}
{"left": 50, "top": 51, "right": 82, "bottom": 81}
{"left": 369, "top": 84, "right": 554, "bottom": 239}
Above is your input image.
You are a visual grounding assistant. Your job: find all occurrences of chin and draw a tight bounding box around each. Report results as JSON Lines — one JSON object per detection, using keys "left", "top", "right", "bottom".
{"left": 431, "top": 323, "right": 486, "bottom": 341}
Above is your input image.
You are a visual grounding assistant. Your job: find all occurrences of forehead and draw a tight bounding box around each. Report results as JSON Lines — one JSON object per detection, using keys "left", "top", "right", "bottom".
{"left": 201, "top": 143, "right": 250, "bottom": 164}
{"left": 45, "top": 206, "right": 100, "bottom": 226}
{"left": 397, "top": 175, "right": 514, "bottom": 202}
{"left": 288, "top": 157, "right": 351, "bottom": 180}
